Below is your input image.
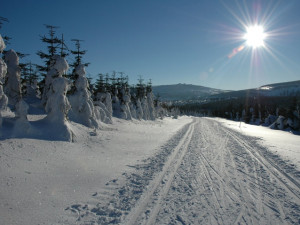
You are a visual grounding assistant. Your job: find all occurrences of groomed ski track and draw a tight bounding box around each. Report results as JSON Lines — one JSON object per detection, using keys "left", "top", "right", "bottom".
{"left": 73, "top": 117, "right": 300, "bottom": 225}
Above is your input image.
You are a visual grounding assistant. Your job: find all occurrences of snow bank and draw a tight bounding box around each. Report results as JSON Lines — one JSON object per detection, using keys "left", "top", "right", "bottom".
{"left": 0, "top": 116, "right": 192, "bottom": 225}
{"left": 210, "top": 117, "right": 300, "bottom": 169}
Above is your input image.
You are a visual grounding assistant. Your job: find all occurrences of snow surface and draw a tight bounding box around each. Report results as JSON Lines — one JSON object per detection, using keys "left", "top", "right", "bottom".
{"left": 1, "top": 115, "right": 300, "bottom": 224}
{"left": 210, "top": 117, "right": 300, "bottom": 169}
{"left": 0, "top": 116, "right": 192, "bottom": 225}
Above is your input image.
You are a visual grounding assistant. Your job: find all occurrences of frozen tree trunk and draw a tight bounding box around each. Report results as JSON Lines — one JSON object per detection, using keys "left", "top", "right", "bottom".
{"left": 4, "top": 49, "right": 21, "bottom": 106}
{"left": 68, "top": 64, "right": 99, "bottom": 128}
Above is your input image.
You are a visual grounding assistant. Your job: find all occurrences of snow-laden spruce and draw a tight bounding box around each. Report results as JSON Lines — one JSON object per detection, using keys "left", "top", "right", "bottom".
{"left": 135, "top": 98, "right": 143, "bottom": 120}
{"left": 68, "top": 64, "right": 99, "bottom": 128}
{"left": 142, "top": 96, "right": 150, "bottom": 120}
{"left": 94, "top": 92, "right": 113, "bottom": 124}
{"left": 25, "top": 80, "right": 40, "bottom": 98}
{"left": 155, "top": 102, "right": 166, "bottom": 119}
{"left": 147, "top": 92, "right": 156, "bottom": 120}
{"left": 44, "top": 56, "right": 73, "bottom": 141}
{"left": 112, "top": 89, "right": 121, "bottom": 118}
{"left": 4, "top": 49, "right": 22, "bottom": 106}
{"left": 0, "top": 35, "right": 8, "bottom": 127}
{"left": 120, "top": 87, "right": 132, "bottom": 120}
{"left": 41, "top": 55, "right": 69, "bottom": 105}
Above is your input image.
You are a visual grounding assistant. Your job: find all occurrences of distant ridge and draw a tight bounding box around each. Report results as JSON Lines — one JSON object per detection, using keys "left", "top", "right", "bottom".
{"left": 152, "top": 80, "right": 300, "bottom": 101}
{"left": 208, "top": 80, "right": 300, "bottom": 99}
{"left": 152, "top": 83, "right": 230, "bottom": 101}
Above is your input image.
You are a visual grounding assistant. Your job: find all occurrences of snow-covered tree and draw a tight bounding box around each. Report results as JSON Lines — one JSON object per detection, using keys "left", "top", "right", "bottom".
{"left": 94, "top": 92, "right": 112, "bottom": 124}
{"left": 142, "top": 96, "right": 150, "bottom": 120}
{"left": 68, "top": 39, "right": 89, "bottom": 94}
{"left": 120, "top": 87, "right": 132, "bottom": 120}
{"left": 42, "top": 55, "right": 69, "bottom": 105}
{"left": 0, "top": 49, "right": 8, "bottom": 126}
{"left": 12, "top": 99, "right": 31, "bottom": 136}
{"left": 36, "top": 25, "right": 61, "bottom": 76}
{"left": 155, "top": 102, "right": 166, "bottom": 119}
{"left": 147, "top": 92, "right": 155, "bottom": 120}
{"left": 135, "top": 98, "right": 143, "bottom": 120}
{"left": 68, "top": 64, "right": 99, "bottom": 128}
{"left": 4, "top": 49, "right": 22, "bottom": 106}
{"left": 45, "top": 75, "right": 73, "bottom": 141}
{"left": 112, "top": 88, "right": 121, "bottom": 117}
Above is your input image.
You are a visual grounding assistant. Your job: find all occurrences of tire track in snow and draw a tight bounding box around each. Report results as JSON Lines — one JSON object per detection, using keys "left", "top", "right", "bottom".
{"left": 222, "top": 125, "right": 299, "bottom": 224}
{"left": 152, "top": 118, "right": 300, "bottom": 224}
{"left": 69, "top": 117, "right": 300, "bottom": 225}
{"left": 124, "top": 121, "right": 196, "bottom": 225}
{"left": 223, "top": 127, "right": 300, "bottom": 200}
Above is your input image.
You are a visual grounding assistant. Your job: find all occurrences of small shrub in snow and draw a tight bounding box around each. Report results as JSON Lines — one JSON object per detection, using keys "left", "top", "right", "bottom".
{"left": 13, "top": 99, "right": 32, "bottom": 137}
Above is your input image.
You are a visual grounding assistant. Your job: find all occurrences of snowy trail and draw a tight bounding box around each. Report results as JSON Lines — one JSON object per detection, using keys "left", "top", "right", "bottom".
{"left": 75, "top": 117, "right": 300, "bottom": 224}
{"left": 124, "top": 120, "right": 196, "bottom": 225}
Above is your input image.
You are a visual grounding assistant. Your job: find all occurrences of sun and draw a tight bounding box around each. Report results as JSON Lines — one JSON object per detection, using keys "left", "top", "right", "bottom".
{"left": 244, "top": 25, "right": 266, "bottom": 48}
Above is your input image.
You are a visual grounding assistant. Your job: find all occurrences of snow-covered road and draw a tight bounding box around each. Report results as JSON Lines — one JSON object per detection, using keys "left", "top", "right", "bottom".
{"left": 77, "top": 117, "right": 300, "bottom": 224}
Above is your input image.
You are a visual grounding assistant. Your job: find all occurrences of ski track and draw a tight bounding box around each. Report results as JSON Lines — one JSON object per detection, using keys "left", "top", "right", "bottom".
{"left": 67, "top": 118, "right": 300, "bottom": 225}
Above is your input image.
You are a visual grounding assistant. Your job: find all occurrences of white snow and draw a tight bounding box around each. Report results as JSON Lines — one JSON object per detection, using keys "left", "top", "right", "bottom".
{"left": 0, "top": 115, "right": 192, "bottom": 225}
{"left": 209, "top": 117, "right": 300, "bottom": 169}
{"left": 0, "top": 34, "right": 5, "bottom": 53}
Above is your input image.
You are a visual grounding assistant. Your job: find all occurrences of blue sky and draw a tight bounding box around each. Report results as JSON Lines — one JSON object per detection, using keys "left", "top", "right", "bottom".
{"left": 1, "top": 0, "right": 300, "bottom": 90}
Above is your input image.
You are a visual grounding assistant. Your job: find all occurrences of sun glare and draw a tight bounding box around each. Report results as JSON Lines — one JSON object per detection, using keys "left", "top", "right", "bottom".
{"left": 244, "top": 25, "right": 266, "bottom": 48}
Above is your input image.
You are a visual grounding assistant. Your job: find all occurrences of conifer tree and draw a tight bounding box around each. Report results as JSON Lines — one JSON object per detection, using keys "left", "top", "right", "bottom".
{"left": 68, "top": 39, "right": 89, "bottom": 93}
{"left": 94, "top": 73, "right": 106, "bottom": 94}
{"left": 36, "top": 25, "right": 61, "bottom": 74}
{"left": 36, "top": 25, "right": 61, "bottom": 95}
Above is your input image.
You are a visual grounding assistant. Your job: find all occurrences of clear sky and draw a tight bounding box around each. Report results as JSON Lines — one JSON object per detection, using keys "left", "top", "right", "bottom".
{"left": 1, "top": 0, "right": 300, "bottom": 90}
